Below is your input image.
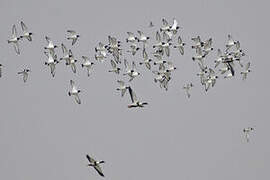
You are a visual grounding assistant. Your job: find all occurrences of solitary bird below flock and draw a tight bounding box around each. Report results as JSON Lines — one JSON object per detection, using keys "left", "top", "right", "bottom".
{"left": 86, "top": 154, "right": 105, "bottom": 177}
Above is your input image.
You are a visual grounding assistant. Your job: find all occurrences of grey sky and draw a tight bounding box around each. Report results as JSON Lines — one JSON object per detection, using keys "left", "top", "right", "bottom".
{"left": 0, "top": 0, "right": 269, "bottom": 180}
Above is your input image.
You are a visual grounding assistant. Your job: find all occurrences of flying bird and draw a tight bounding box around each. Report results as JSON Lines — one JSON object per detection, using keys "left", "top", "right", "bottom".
{"left": 86, "top": 154, "right": 105, "bottom": 177}
{"left": 81, "top": 56, "right": 94, "bottom": 77}
{"left": 8, "top": 24, "right": 21, "bottom": 54}
{"left": 127, "top": 86, "right": 148, "bottom": 108}
{"left": 68, "top": 80, "right": 81, "bottom": 104}
{"left": 18, "top": 68, "right": 31, "bottom": 83}
{"left": 20, "top": 21, "right": 33, "bottom": 41}
{"left": 67, "top": 30, "right": 80, "bottom": 45}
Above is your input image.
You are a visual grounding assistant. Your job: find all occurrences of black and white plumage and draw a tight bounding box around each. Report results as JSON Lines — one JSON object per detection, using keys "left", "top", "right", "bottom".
{"left": 68, "top": 80, "right": 81, "bottom": 104}
{"left": 127, "top": 86, "right": 148, "bottom": 108}
{"left": 18, "top": 68, "right": 31, "bottom": 83}
{"left": 81, "top": 56, "right": 94, "bottom": 77}
{"left": 8, "top": 25, "right": 21, "bottom": 55}
{"left": 86, "top": 154, "right": 105, "bottom": 177}
{"left": 20, "top": 21, "right": 33, "bottom": 41}
{"left": 67, "top": 30, "right": 80, "bottom": 45}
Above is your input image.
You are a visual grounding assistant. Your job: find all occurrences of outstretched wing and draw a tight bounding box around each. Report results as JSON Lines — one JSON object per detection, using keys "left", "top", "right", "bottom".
{"left": 156, "top": 31, "right": 161, "bottom": 42}
{"left": 128, "top": 87, "right": 137, "bottom": 103}
{"left": 86, "top": 154, "right": 95, "bottom": 163}
{"left": 111, "top": 59, "right": 116, "bottom": 68}
{"left": 74, "top": 94, "right": 81, "bottom": 104}
{"left": 72, "top": 38, "right": 78, "bottom": 46}
{"left": 12, "top": 24, "right": 17, "bottom": 38}
{"left": 20, "top": 21, "right": 28, "bottom": 32}
{"left": 70, "top": 80, "right": 75, "bottom": 88}
{"left": 67, "top": 30, "right": 76, "bottom": 35}
{"left": 94, "top": 165, "right": 104, "bottom": 177}
{"left": 245, "top": 62, "right": 250, "bottom": 71}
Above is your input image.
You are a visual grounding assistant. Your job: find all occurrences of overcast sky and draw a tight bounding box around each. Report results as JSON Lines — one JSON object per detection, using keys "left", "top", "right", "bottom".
{"left": 0, "top": 0, "right": 269, "bottom": 180}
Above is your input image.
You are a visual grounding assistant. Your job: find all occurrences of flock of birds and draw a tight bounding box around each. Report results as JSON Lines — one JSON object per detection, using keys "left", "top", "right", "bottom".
{"left": 4, "top": 18, "right": 255, "bottom": 177}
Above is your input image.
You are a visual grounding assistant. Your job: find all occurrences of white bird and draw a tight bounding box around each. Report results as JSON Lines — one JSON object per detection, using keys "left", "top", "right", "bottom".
{"left": 166, "top": 61, "right": 176, "bottom": 72}
{"left": 139, "top": 48, "right": 152, "bottom": 70}
{"left": 108, "top": 59, "right": 120, "bottom": 74}
{"left": 160, "top": 18, "right": 170, "bottom": 33}
{"left": 127, "top": 86, "right": 148, "bottom": 108}
{"left": 225, "top": 34, "right": 236, "bottom": 51}
{"left": 191, "top": 36, "right": 203, "bottom": 49}
{"left": 95, "top": 42, "right": 106, "bottom": 52}
{"left": 153, "top": 31, "right": 163, "bottom": 49}
{"left": 214, "top": 49, "right": 225, "bottom": 68}
{"left": 20, "top": 21, "right": 33, "bottom": 41}
{"left": 95, "top": 51, "right": 106, "bottom": 63}
{"left": 126, "top": 32, "right": 137, "bottom": 43}
{"left": 240, "top": 62, "right": 251, "bottom": 80}
{"left": 67, "top": 30, "right": 80, "bottom": 45}
{"left": 86, "top": 154, "right": 105, "bottom": 177}
{"left": 137, "top": 30, "right": 150, "bottom": 44}
{"left": 81, "top": 56, "right": 94, "bottom": 77}
{"left": 183, "top": 83, "right": 193, "bottom": 98}
{"left": 243, "top": 127, "right": 254, "bottom": 143}
{"left": 173, "top": 36, "right": 185, "bottom": 55}
{"left": 68, "top": 50, "right": 77, "bottom": 73}
{"left": 123, "top": 59, "right": 140, "bottom": 82}
{"left": 18, "top": 68, "right": 31, "bottom": 83}
{"left": 8, "top": 25, "right": 21, "bottom": 54}
{"left": 205, "top": 68, "right": 218, "bottom": 91}
{"left": 44, "top": 51, "right": 58, "bottom": 77}
{"left": 60, "top": 43, "right": 71, "bottom": 65}
{"left": 116, "top": 80, "right": 128, "bottom": 97}
{"left": 192, "top": 47, "right": 206, "bottom": 63}
{"left": 203, "top": 38, "right": 213, "bottom": 55}
{"left": 68, "top": 80, "right": 81, "bottom": 104}
{"left": 161, "top": 41, "right": 172, "bottom": 57}
{"left": 170, "top": 18, "right": 180, "bottom": 34}
{"left": 126, "top": 43, "right": 140, "bottom": 56}
{"left": 44, "top": 36, "right": 58, "bottom": 53}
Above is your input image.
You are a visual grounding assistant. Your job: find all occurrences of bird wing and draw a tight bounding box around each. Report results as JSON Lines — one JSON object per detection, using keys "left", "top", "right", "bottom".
{"left": 23, "top": 72, "right": 28, "bottom": 83}
{"left": 142, "top": 48, "right": 148, "bottom": 59}
{"left": 162, "top": 18, "right": 168, "bottom": 26}
{"left": 72, "top": 38, "right": 78, "bottom": 46}
{"left": 128, "top": 87, "right": 137, "bottom": 103}
{"left": 61, "top": 43, "right": 67, "bottom": 54}
{"left": 45, "top": 36, "right": 51, "bottom": 43}
{"left": 127, "top": 32, "right": 134, "bottom": 37}
{"left": 74, "top": 94, "right": 81, "bottom": 104}
{"left": 137, "top": 30, "right": 143, "bottom": 37}
{"left": 82, "top": 56, "right": 89, "bottom": 63}
{"left": 13, "top": 43, "right": 20, "bottom": 55}
{"left": 94, "top": 165, "right": 104, "bottom": 177}
{"left": 67, "top": 30, "right": 76, "bottom": 35}
{"left": 86, "top": 154, "right": 96, "bottom": 163}
{"left": 12, "top": 24, "right": 17, "bottom": 38}
{"left": 165, "top": 47, "right": 170, "bottom": 57}
{"left": 117, "top": 80, "right": 125, "bottom": 87}
{"left": 20, "top": 21, "right": 28, "bottom": 32}
{"left": 178, "top": 46, "right": 184, "bottom": 55}
{"left": 145, "top": 62, "right": 151, "bottom": 70}
{"left": 178, "top": 36, "right": 183, "bottom": 44}
{"left": 110, "top": 59, "right": 116, "bottom": 68}
{"left": 245, "top": 62, "right": 250, "bottom": 71}
{"left": 195, "top": 47, "right": 202, "bottom": 55}
{"left": 70, "top": 80, "right": 75, "bottom": 88}
{"left": 124, "top": 59, "right": 130, "bottom": 69}
{"left": 132, "top": 61, "right": 136, "bottom": 70}
{"left": 156, "top": 31, "right": 161, "bottom": 42}
{"left": 71, "top": 63, "right": 77, "bottom": 73}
